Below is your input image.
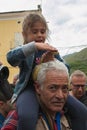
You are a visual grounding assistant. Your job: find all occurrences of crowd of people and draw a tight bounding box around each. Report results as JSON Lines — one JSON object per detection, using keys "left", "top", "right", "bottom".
{"left": 0, "top": 12, "right": 87, "bottom": 130}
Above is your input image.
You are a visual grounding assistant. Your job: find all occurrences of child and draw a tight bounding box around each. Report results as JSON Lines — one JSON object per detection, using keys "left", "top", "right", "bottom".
{"left": 7, "top": 13, "right": 86, "bottom": 130}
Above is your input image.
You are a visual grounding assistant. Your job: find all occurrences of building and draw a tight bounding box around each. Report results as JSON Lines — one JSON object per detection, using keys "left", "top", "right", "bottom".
{"left": 0, "top": 7, "right": 41, "bottom": 82}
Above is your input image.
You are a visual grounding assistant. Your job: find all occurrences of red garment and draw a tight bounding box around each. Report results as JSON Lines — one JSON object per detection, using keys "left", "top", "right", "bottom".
{"left": 1, "top": 110, "right": 59, "bottom": 130}
{"left": 53, "top": 121, "right": 58, "bottom": 130}
{"left": 1, "top": 110, "right": 18, "bottom": 130}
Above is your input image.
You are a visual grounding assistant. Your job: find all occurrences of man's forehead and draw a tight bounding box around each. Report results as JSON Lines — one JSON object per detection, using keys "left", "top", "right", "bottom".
{"left": 46, "top": 70, "right": 68, "bottom": 78}
{"left": 72, "top": 75, "right": 86, "bottom": 81}
{"left": 44, "top": 71, "right": 69, "bottom": 84}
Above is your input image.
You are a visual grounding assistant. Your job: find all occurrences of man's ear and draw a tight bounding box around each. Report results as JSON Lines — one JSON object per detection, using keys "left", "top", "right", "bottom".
{"left": 34, "top": 81, "right": 41, "bottom": 95}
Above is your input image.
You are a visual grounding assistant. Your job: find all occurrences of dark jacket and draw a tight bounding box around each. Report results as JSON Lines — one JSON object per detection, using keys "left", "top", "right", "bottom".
{"left": 79, "top": 91, "right": 87, "bottom": 107}
{"left": 65, "top": 95, "right": 87, "bottom": 130}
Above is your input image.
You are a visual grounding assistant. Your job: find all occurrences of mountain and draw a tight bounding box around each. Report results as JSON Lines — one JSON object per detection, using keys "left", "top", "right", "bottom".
{"left": 63, "top": 47, "right": 87, "bottom": 75}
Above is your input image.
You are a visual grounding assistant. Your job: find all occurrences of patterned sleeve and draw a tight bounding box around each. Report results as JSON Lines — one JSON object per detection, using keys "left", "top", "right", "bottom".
{"left": 1, "top": 110, "right": 18, "bottom": 130}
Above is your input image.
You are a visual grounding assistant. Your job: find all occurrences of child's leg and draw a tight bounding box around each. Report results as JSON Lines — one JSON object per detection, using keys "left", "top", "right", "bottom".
{"left": 17, "top": 87, "right": 39, "bottom": 130}
{"left": 65, "top": 95, "right": 87, "bottom": 130}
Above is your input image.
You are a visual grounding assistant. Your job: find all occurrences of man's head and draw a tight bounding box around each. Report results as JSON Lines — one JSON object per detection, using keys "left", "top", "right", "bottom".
{"left": 70, "top": 70, "right": 87, "bottom": 99}
{"left": 33, "top": 60, "right": 69, "bottom": 115}
{"left": 0, "top": 65, "right": 13, "bottom": 99}
{"left": 0, "top": 65, "right": 13, "bottom": 117}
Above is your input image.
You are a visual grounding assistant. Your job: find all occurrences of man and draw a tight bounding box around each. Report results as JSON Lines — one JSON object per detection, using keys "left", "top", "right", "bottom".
{"left": 1, "top": 60, "right": 71, "bottom": 130}
{"left": 34, "top": 60, "right": 71, "bottom": 130}
{"left": 1, "top": 60, "right": 87, "bottom": 130}
{"left": 0, "top": 64, "right": 14, "bottom": 129}
{"left": 69, "top": 70, "right": 87, "bottom": 106}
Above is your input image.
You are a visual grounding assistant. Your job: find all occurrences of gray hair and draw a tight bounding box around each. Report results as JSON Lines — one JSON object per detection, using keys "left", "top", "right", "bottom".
{"left": 70, "top": 70, "right": 87, "bottom": 83}
{"left": 36, "top": 59, "right": 69, "bottom": 86}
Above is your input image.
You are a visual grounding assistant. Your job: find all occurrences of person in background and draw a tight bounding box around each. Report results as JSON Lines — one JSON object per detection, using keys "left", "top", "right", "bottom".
{"left": 69, "top": 70, "right": 87, "bottom": 106}
{"left": 0, "top": 91, "right": 13, "bottom": 129}
{"left": 0, "top": 63, "right": 14, "bottom": 129}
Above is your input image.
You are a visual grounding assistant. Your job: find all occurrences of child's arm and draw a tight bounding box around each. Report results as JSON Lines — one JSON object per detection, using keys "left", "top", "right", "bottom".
{"left": 35, "top": 42, "right": 57, "bottom": 52}
{"left": 7, "top": 41, "right": 57, "bottom": 67}
{"left": 7, "top": 42, "right": 37, "bottom": 67}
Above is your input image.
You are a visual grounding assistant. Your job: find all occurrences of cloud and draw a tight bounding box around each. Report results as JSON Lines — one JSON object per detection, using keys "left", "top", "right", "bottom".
{"left": 42, "top": 1, "right": 87, "bottom": 46}
{"left": 0, "top": 0, "right": 40, "bottom": 12}
{"left": 52, "top": 0, "right": 87, "bottom": 5}
{"left": 41, "top": 0, "right": 87, "bottom": 55}
{"left": 0, "top": 0, "right": 87, "bottom": 55}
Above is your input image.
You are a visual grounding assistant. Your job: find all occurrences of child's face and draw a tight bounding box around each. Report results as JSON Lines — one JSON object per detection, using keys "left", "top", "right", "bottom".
{"left": 23, "top": 22, "right": 47, "bottom": 44}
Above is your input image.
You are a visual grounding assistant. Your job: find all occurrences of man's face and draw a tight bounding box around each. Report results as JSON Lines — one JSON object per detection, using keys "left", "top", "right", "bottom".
{"left": 2, "top": 100, "right": 12, "bottom": 116}
{"left": 71, "top": 76, "right": 86, "bottom": 99}
{"left": 36, "top": 70, "right": 69, "bottom": 114}
{"left": 23, "top": 22, "right": 47, "bottom": 43}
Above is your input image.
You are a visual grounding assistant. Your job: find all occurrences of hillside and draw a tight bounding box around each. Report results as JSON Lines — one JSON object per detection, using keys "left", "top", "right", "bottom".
{"left": 63, "top": 47, "right": 87, "bottom": 74}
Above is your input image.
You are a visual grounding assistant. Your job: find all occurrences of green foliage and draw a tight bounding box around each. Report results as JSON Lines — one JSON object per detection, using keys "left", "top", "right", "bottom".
{"left": 64, "top": 48, "right": 87, "bottom": 75}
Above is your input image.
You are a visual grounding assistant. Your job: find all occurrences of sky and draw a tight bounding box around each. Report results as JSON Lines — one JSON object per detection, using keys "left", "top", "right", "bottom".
{"left": 0, "top": 0, "right": 87, "bottom": 56}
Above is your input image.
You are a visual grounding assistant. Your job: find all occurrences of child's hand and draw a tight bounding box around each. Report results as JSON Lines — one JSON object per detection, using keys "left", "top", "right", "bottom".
{"left": 35, "top": 42, "right": 57, "bottom": 52}
{"left": 40, "top": 51, "right": 58, "bottom": 63}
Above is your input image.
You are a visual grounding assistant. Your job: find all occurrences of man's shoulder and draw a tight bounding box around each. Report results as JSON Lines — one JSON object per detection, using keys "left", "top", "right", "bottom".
{"left": 79, "top": 92, "right": 87, "bottom": 106}
{"left": 36, "top": 116, "right": 49, "bottom": 130}
{"left": 36, "top": 114, "right": 72, "bottom": 130}
{"left": 61, "top": 114, "right": 72, "bottom": 130}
